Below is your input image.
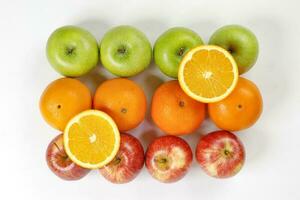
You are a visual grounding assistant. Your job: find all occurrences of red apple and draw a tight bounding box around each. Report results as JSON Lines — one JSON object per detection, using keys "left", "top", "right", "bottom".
{"left": 195, "top": 130, "right": 245, "bottom": 178}
{"left": 145, "top": 135, "right": 193, "bottom": 183}
{"left": 99, "top": 133, "right": 144, "bottom": 184}
{"left": 46, "top": 134, "right": 90, "bottom": 180}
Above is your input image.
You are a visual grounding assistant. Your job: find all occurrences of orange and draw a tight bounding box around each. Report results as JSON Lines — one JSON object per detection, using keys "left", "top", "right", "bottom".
{"left": 178, "top": 45, "right": 239, "bottom": 103}
{"left": 208, "top": 77, "right": 263, "bottom": 131}
{"left": 93, "top": 78, "right": 147, "bottom": 131}
{"left": 40, "top": 78, "right": 92, "bottom": 131}
{"left": 64, "top": 110, "right": 120, "bottom": 169}
{"left": 151, "top": 80, "right": 206, "bottom": 135}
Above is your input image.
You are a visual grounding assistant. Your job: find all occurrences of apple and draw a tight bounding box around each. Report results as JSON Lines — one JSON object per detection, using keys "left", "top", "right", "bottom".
{"left": 195, "top": 130, "right": 245, "bottom": 178}
{"left": 100, "top": 25, "right": 152, "bottom": 77}
{"left": 209, "top": 25, "right": 259, "bottom": 74}
{"left": 46, "top": 134, "right": 90, "bottom": 180}
{"left": 46, "top": 26, "right": 99, "bottom": 77}
{"left": 145, "top": 135, "right": 193, "bottom": 183}
{"left": 99, "top": 133, "right": 144, "bottom": 184}
{"left": 154, "top": 27, "right": 203, "bottom": 78}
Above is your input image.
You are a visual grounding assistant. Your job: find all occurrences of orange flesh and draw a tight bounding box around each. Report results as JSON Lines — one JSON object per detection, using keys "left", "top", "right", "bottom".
{"left": 68, "top": 115, "right": 116, "bottom": 164}
{"left": 183, "top": 49, "right": 235, "bottom": 98}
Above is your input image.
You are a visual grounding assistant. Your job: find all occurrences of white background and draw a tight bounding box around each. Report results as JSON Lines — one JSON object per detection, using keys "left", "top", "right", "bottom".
{"left": 1, "top": 0, "right": 299, "bottom": 199}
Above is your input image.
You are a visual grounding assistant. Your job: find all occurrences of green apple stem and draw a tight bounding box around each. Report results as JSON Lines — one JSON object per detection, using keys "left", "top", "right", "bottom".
{"left": 66, "top": 46, "right": 75, "bottom": 55}
{"left": 177, "top": 47, "right": 185, "bottom": 56}
{"left": 117, "top": 46, "right": 127, "bottom": 54}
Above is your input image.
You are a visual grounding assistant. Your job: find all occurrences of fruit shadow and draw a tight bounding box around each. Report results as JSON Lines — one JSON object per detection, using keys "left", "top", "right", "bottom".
{"left": 131, "top": 18, "right": 169, "bottom": 43}
{"left": 76, "top": 66, "right": 107, "bottom": 96}
{"left": 234, "top": 18, "right": 288, "bottom": 165}
{"left": 76, "top": 19, "right": 110, "bottom": 41}
{"left": 184, "top": 119, "right": 269, "bottom": 167}
{"left": 182, "top": 118, "right": 217, "bottom": 150}
{"left": 187, "top": 20, "right": 219, "bottom": 43}
{"left": 129, "top": 117, "right": 164, "bottom": 150}
{"left": 139, "top": 128, "right": 161, "bottom": 149}
{"left": 144, "top": 72, "right": 165, "bottom": 95}
{"left": 130, "top": 65, "right": 167, "bottom": 122}
{"left": 75, "top": 19, "right": 119, "bottom": 95}
{"left": 246, "top": 17, "right": 288, "bottom": 117}
{"left": 237, "top": 127, "right": 269, "bottom": 165}
{"left": 145, "top": 75, "right": 165, "bottom": 123}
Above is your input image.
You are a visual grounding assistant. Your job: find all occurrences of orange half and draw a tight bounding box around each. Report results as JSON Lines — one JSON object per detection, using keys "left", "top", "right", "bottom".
{"left": 178, "top": 45, "right": 239, "bottom": 103}
{"left": 64, "top": 110, "right": 120, "bottom": 169}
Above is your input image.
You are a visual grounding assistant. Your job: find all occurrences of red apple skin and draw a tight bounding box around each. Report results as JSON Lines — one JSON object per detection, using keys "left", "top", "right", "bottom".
{"left": 99, "top": 133, "right": 144, "bottom": 184}
{"left": 145, "top": 135, "right": 193, "bottom": 183}
{"left": 46, "top": 134, "right": 90, "bottom": 181}
{"left": 195, "top": 130, "right": 245, "bottom": 178}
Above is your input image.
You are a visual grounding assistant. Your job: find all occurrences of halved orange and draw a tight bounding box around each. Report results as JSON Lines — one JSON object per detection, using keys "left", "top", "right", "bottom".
{"left": 64, "top": 110, "right": 120, "bottom": 169}
{"left": 178, "top": 45, "right": 239, "bottom": 103}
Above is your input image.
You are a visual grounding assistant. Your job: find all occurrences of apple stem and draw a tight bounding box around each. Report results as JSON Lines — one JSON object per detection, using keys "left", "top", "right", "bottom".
{"left": 157, "top": 158, "right": 167, "bottom": 163}
{"left": 224, "top": 150, "right": 232, "bottom": 157}
{"left": 228, "top": 47, "right": 235, "bottom": 54}
{"left": 53, "top": 142, "right": 68, "bottom": 159}
{"left": 66, "top": 47, "right": 75, "bottom": 55}
{"left": 154, "top": 157, "right": 170, "bottom": 171}
{"left": 177, "top": 47, "right": 185, "bottom": 56}
{"left": 53, "top": 142, "right": 61, "bottom": 152}
{"left": 112, "top": 157, "right": 121, "bottom": 165}
{"left": 117, "top": 47, "right": 126, "bottom": 54}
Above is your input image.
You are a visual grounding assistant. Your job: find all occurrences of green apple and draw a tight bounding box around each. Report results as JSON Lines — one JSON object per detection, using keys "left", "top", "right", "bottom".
{"left": 154, "top": 27, "right": 203, "bottom": 78}
{"left": 46, "top": 26, "right": 99, "bottom": 77}
{"left": 209, "top": 25, "right": 259, "bottom": 74}
{"left": 100, "top": 25, "right": 152, "bottom": 77}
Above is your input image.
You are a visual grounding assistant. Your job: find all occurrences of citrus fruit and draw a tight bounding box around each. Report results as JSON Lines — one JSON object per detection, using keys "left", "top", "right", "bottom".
{"left": 93, "top": 78, "right": 147, "bottom": 131}
{"left": 151, "top": 80, "right": 206, "bottom": 135}
{"left": 40, "top": 78, "right": 92, "bottom": 131}
{"left": 208, "top": 77, "right": 263, "bottom": 131}
{"left": 209, "top": 25, "right": 259, "bottom": 74}
{"left": 178, "top": 45, "right": 239, "bottom": 103}
{"left": 154, "top": 27, "right": 204, "bottom": 78}
{"left": 64, "top": 110, "right": 120, "bottom": 169}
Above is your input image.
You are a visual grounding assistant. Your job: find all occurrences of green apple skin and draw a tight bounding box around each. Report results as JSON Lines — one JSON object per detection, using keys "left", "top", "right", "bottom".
{"left": 46, "top": 26, "right": 99, "bottom": 77}
{"left": 154, "top": 27, "right": 204, "bottom": 78}
{"left": 100, "top": 26, "right": 152, "bottom": 77}
{"left": 209, "top": 25, "right": 259, "bottom": 74}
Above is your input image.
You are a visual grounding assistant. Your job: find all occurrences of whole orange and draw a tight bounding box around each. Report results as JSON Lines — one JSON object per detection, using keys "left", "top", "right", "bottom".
{"left": 151, "top": 80, "right": 205, "bottom": 135}
{"left": 93, "top": 78, "right": 147, "bottom": 131}
{"left": 40, "top": 78, "right": 92, "bottom": 131}
{"left": 208, "top": 77, "right": 263, "bottom": 131}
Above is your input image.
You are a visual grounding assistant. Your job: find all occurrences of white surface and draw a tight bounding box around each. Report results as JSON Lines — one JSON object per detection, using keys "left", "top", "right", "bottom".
{"left": 1, "top": 0, "right": 300, "bottom": 199}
